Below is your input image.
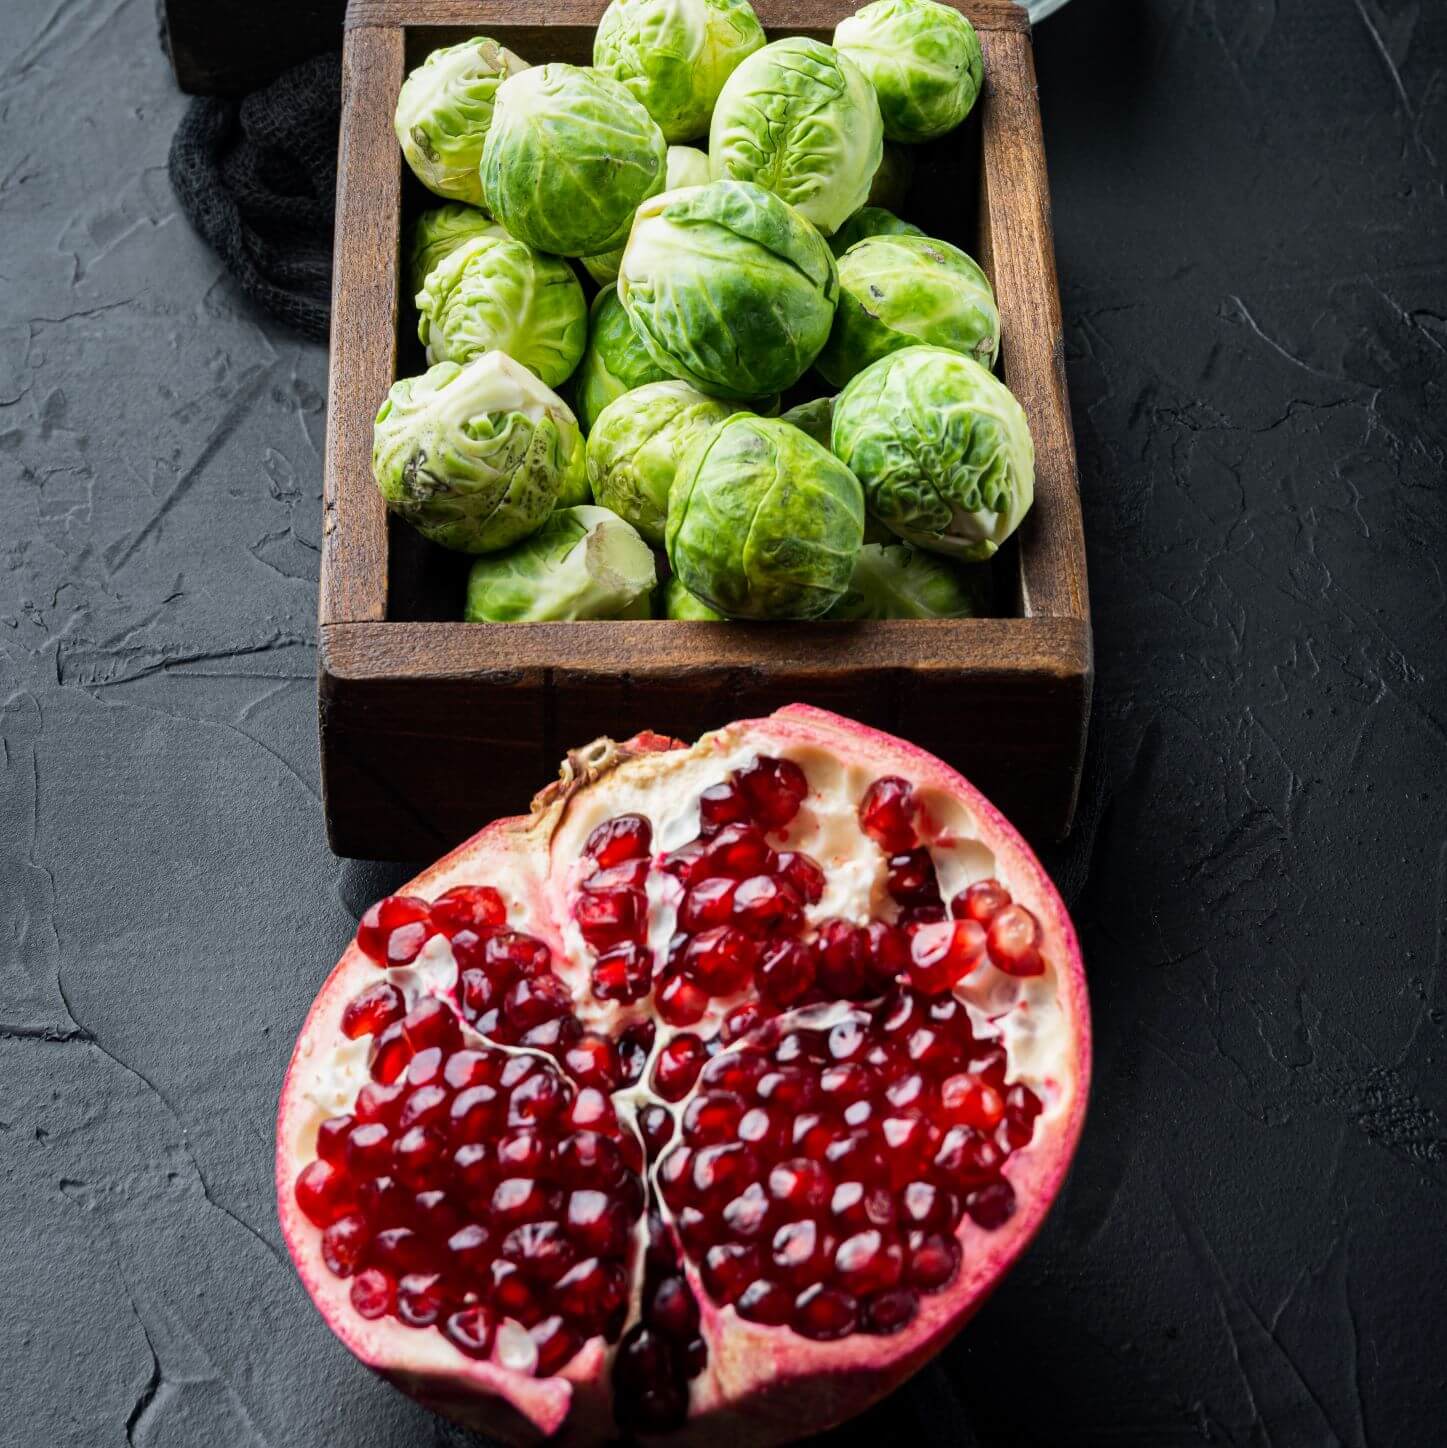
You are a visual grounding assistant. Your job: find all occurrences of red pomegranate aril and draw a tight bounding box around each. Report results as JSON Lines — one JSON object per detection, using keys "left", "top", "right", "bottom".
{"left": 638, "top": 1105, "right": 675, "bottom": 1158}
{"left": 646, "top": 1275, "right": 701, "bottom": 1339}
{"left": 793, "top": 1283, "right": 860, "bottom": 1340}
{"left": 345, "top": 1121, "right": 393, "bottom": 1176}
{"left": 565, "top": 1086, "right": 619, "bottom": 1135}
{"left": 368, "top": 1020, "right": 413, "bottom": 1084}
{"left": 775, "top": 850, "right": 826, "bottom": 905}
{"left": 441, "top": 1050, "right": 494, "bottom": 1091}
{"left": 508, "top": 1070, "right": 568, "bottom": 1127}
{"left": 554, "top": 1130, "right": 624, "bottom": 1187}
{"left": 829, "top": 1181, "right": 897, "bottom": 1232}
{"left": 356, "top": 894, "right": 431, "bottom": 963}
{"left": 736, "top": 755, "right": 808, "bottom": 829}
{"left": 444, "top": 1221, "right": 495, "bottom": 1277}
{"left": 952, "top": 877, "right": 1011, "bottom": 924}
{"left": 1002, "top": 1083, "right": 1043, "bottom": 1149}
{"left": 575, "top": 886, "right": 646, "bottom": 950}
{"left": 700, "top": 823, "right": 774, "bottom": 879}
{"left": 736, "top": 1278, "right": 792, "bottom": 1325}
{"left": 590, "top": 940, "right": 652, "bottom": 1003}
{"left": 866, "top": 1288, "right": 919, "bottom": 1334}
{"left": 824, "top": 1133, "right": 888, "bottom": 1185}
{"left": 349, "top": 1266, "right": 395, "bottom": 1319}
{"left": 660, "top": 839, "right": 709, "bottom": 886}
{"left": 557, "top": 1256, "right": 621, "bottom": 1325}
{"left": 431, "top": 884, "right": 506, "bottom": 935}
{"left": 412, "top": 1188, "right": 463, "bottom": 1238}
{"left": 721, "top": 1182, "right": 772, "bottom": 1240}
{"left": 504, "top": 973, "right": 571, "bottom": 1030}
{"left": 483, "top": 1257, "right": 537, "bottom": 1322}
{"left": 617, "top": 1020, "right": 655, "bottom": 1085}
{"left": 457, "top": 968, "right": 496, "bottom": 1022}
{"left": 399, "top": 1083, "right": 451, "bottom": 1132}
{"left": 698, "top": 780, "right": 751, "bottom": 834}
{"left": 442, "top": 1303, "right": 496, "bottom": 1358}
{"left": 907, "top": 920, "right": 986, "bottom": 995}
{"left": 652, "top": 1033, "right": 707, "bottom": 1101}
{"left": 898, "top": 902, "right": 947, "bottom": 927}
{"left": 502, "top": 1220, "right": 578, "bottom": 1283}
{"left": 401, "top": 997, "right": 462, "bottom": 1054}
{"left": 561, "top": 1034, "right": 620, "bottom": 1091}
{"left": 880, "top": 1116, "right": 932, "bottom": 1185}
{"left": 934, "top": 1126, "right": 1005, "bottom": 1184}
{"left": 691, "top": 1143, "right": 758, "bottom": 1205}
{"left": 819, "top": 1062, "right": 874, "bottom": 1101}
{"left": 732, "top": 875, "right": 803, "bottom": 935}
{"left": 565, "top": 1190, "right": 627, "bottom": 1256}
{"left": 965, "top": 1179, "right": 1017, "bottom": 1229}
{"left": 859, "top": 776, "right": 918, "bottom": 853}
{"left": 583, "top": 858, "right": 650, "bottom": 892}
{"left": 491, "top": 1177, "right": 557, "bottom": 1227}
{"left": 450, "top": 1085, "right": 504, "bottom": 1142}
{"left": 484, "top": 930, "right": 552, "bottom": 982}
{"left": 736, "top": 1105, "right": 785, "bottom": 1155}
{"left": 968, "top": 1040, "right": 1009, "bottom": 1086}
{"left": 387, "top": 920, "right": 436, "bottom": 965}
{"left": 901, "top": 1180, "right": 956, "bottom": 1230}
{"left": 406, "top": 1046, "right": 445, "bottom": 1088}
{"left": 884, "top": 1072, "right": 929, "bottom": 1112}
{"left": 770, "top": 1219, "right": 831, "bottom": 1285}
{"left": 865, "top": 921, "right": 911, "bottom": 987}
{"left": 495, "top": 1128, "right": 551, "bottom": 1179}
{"left": 907, "top": 1231, "right": 962, "bottom": 1289}
{"left": 757, "top": 939, "right": 815, "bottom": 1005}
{"left": 584, "top": 813, "right": 653, "bottom": 869}
{"left": 678, "top": 876, "right": 737, "bottom": 931}
{"left": 683, "top": 1091, "right": 746, "bottom": 1146}
{"left": 320, "top": 1212, "right": 369, "bottom": 1276}
{"left": 656, "top": 973, "right": 708, "bottom": 1027}
{"left": 530, "top": 1315, "right": 581, "bottom": 1375}
{"left": 719, "top": 1001, "right": 771, "bottom": 1043}
{"left": 397, "top": 1272, "right": 449, "bottom": 1327}
{"left": 886, "top": 848, "right": 940, "bottom": 906}
{"left": 358, "top": 1173, "right": 411, "bottom": 1227}
{"left": 315, "top": 1114, "right": 353, "bottom": 1165}
{"left": 393, "top": 1123, "right": 450, "bottom": 1190}
{"left": 815, "top": 919, "right": 870, "bottom": 997}
{"left": 757, "top": 1065, "right": 818, "bottom": 1111}
{"left": 341, "top": 981, "right": 406, "bottom": 1040}
{"left": 701, "top": 1243, "right": 760, "bottom": 1304}
{"left": 940, "top": 1074, "right": 1005, "bottom": 1130}
{"left": 834, "top": 1230, "right": 904, "bottom": 1294}
{"left": 987, "top": 903, "right": 1046, "bottom": 977}
{"left": 518, "top": 1015, "right": 582, "bottom": 1056}
{"left": 354, "top": 1079, "right": 406, "bottom": 1127}
{"left": 371, "top": 1225, "right": 437, "bottom": 1275}
{"left": 682, "top": 925, "right": 756, "bottom": 994}
{"left": 768, "top": 1158, "right": 830, "bottom": 1213}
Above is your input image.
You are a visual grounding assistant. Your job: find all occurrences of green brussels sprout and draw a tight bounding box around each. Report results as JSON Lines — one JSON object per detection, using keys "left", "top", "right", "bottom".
{"left": 480, "top": 64, "right": 668, "bottom": 256}
{"left": 586, "top": 380, "right": 736, "bottom": 545}
{"left": 823, "top": 542, "right": 989, "bottom": 619}
{"left": 416, "top": 234, "right": 588, "bottom": 386}
{"left": 867, "top": 142, "right": 914, "bottom": 210}
{"left": 580, "top": 145, "right": 711, "bottom": 286}
{"left": 667, "top": 414, "right": 864, "bottom": 618}
{"left": 407, "top": 206, "right": 507, "bottom": 297}
{"left": 619, "top": 181, "right": 839, "bottom": 399}
{"left": 828, "top": 205, "right": 923, "bottom": 258}
{"left": 395, "top": 39, "right": 530, "bottom": 205}
{"left": 709, "top": 38, "right": 883, "bottom": 235}
{"left": 573, "top": 287, "right": 672, "bottom": 434}
{"left": 372, "top": 351, "right": 586, "bottom": 553}
{"left": 464, "top": 505, "right": 656, "bottom": 621}
{"left": 815, "top": 233, "right": 1000, "bottom": 387}
{"left": 659, "top": 574, "right": 725, "bottom": 619}
{"left": 834, "top": 0, "right": 983, "bottom": 143}
{"left": 832, "top": 345, "right": 1033, "bottom": 560}
{"left": 778, "top": 395, "right": 835, "bottom": 447}
{"left": 594, "top": 0, "right": 766, "bottom": 142}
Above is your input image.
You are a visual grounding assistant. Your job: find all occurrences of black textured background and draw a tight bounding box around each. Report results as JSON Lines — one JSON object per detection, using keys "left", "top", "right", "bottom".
{"left": 2, "top": 0, "right": 1444, "bottom": 1444}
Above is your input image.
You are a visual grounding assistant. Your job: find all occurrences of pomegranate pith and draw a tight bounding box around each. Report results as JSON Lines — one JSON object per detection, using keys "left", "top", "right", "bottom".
{"left": 277, "top": 709, "right": 1089, "bottom": 1447}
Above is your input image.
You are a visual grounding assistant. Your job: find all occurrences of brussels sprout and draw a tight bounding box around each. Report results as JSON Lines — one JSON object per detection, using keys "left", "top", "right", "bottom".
{"left": 816, "top": 233, "right": 999, "bottom": 387}
{"left": 828, "top": 205, "right": 923, "bottom": 258}
{"left": 480, "top": 64, "right": 668, "bottom": 256}
{"left": 709, "top": 38, "right": 883, "bottom": 235}
{"left": 778, "top": 395, "right": 835, "bottom": 447}
{"left": 372, "top": 352, "right": 586, "bottom": 553}
{"left": 667, "top": 414, "right": 864, "bottom": 618}
{"left": 395, "top": 39, "right": 530, "bottom": 205}
{"left": 619, "top": 181, "right": 839, "bottom": 399}
{"left": 416, "top": 234, "right": 588, "bottom": 386}
{"left": 823, "top": 542, "right": 989, "bottom": 619}
{"left": 581, "top": 145, "right": 711, "bottom": 286}
{"left": 867, "top": 142, "right": 914, "bottom": 210}
{"left": 407, "top": 206, "right": 507, "bottom": 297}
{"left": 573, "top": 287, "right": 672, "bottom": 434}
{"left": 594, "top": 0, "right": 766, "bottom": 142}
{"left": 832, "top": 345, "right": 1033, "bottom": 560}
{"left": 659, "top": 574, "right": 725, "bottom": 619}
{"left": 464, "top": 505, "right": 656, "bottom": 621}
{"left": 834, "top": 0, "right": 983, "bottom": 143}
{"left": 586, "top": 380, "right": 736, "bottom": 545}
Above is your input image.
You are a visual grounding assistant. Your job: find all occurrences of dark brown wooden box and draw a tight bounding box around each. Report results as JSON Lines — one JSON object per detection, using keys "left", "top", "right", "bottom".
{"left": 322, "top": 0, "right": 1090, "bottom": 861}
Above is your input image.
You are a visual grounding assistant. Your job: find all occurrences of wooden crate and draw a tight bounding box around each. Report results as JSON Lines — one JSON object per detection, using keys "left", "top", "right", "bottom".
{"left": 322, "top": 0, "right": 1090, "bottom": 861}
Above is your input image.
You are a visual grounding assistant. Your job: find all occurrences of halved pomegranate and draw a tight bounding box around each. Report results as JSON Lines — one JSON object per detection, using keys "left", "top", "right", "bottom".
{"left": 277, "top": 706, "right": 1089, "bottom": 1444}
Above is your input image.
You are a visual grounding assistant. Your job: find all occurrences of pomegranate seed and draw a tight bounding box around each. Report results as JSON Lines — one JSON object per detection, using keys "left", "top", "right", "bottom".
{"left": 584, "top": 858, "right": 650, "bottom": 891}
{"left": 683, "top": 1091, "right": 745, "bottom": 1146}
{"left": 701, "top": 1242, "right": 760, "bottom": 1304}
{"left": 340, "top": 981, "right": 406, "bottom": 1039}
{"left": 793, "top": 1283, "right": 860, "bottom": 1340}
{"left": 558, "top": 1257, "right": 625, "bottom": 1328}
{"left": 968, "top": 1040, "right": 1009, "bottom": 1086}
{"left": 864, "top": 921, "right": 910, "bottom": 988}
{"left": 457, "top": 968, "right": 495, "bottom": 1022}
{"left": 987, "top": 903, "right": 1045, "bottom": 976}
{"left": 651, "top": 1033, "right": 707, "bottom": 1100}
{"left": 815, "top": 919, "right": 870, "bottom": 997}
{"left": 656, "top": 973, "right": 708, "bottom": 1026}
{"left": 966, "top": 1179, "right": 1017, "bottom": 1229}
{"left": 830, "top": 1180, "right": 898, "bottom": 1230}
{"left": 358, "top": 1174, "right": 411, "bottom": 1227}
{"left": 701, "top": 1050, "right": 766, "bottom": 1094}
{"left": 819, "top": 1062, "right": 874, "bottom": 1101}
{"left": 502, "top": 1220, "right": 578, "bottom": 1283}
{"left": 691, "top": 1143, "right": 758, "bottom": 1205}
{"left": 1002, "top": 1082, "right": 1043, "bottom": 1149}
{"left": 899, "top": 1184, "right": 959, "bottom": 1233}
{"left": 646, "top": 1275, "right": 700, "bottom": 1339}
{"left": 393, "top": 1123, "right": 449, "bottom": 1189}
{"left": 679, "top": 876, "right": 737, "bottom": 931}
{"left": 561, "top": 1033, "right": 620, "bottom": 1090}
{"left": 401, "top": 997, "right": 462, "bottom": 1053}
{"left": 504, "top": 972, "right": 571, "bottom": 1029}
{"left": 491, "top": 1177, "right": 558, "bottom": 1227}
{"left": 613, "top": 1327, "right": 688, "bottom": 1432}
{"left": 320, "top": 1212, "right": 369, "bottom": 1276}
{"left": 899, "top": 902, "right": 947, "bottom": 926}
{"left": 736, "top": 1105, "right": 785, "bottom": 1155}
{"left": 756, "top": 1065, "right": 818, "bottom": 1111}
{"left": 834, "top": 1230, "right": 904, "bottom": 1294}
{"left": 350, "top": 1267, "right": 395, "bottom": 1319}
{"left": 886, "top": 848, "right": 940, "bottom": 906}
{"left": 732, "top": 875, "right": 803, "bottom": 935}
{"left": 450, "top": 1084, "right": 505, "bottom": 1142}
{"left": 721, "top": 1182, "right": 773, "bottom": 1240}
{"left": 935, "top": 1126, "right": 1005, "bottom": 1184}
{"left": 442, "top": 1049, "right": 495, "bottom": 1090}
{"left": 575, "top": 886, "right": 646, "bottom": 950}
{"left": 879, "top": 1116, "right": 932, "bottom": 1186}
{"left": 345, "top": 1121, "right": 393, "bottom": 1175}
{"left": 431, "top": 884, "right": 506, "bottom": 935}
{"left": 721, "top": 1000, "right": 772, "bottom": 1043}
{"left": 354, "top": 1079, "right": 405, "bottom": 1125}
{"left": 698, "top": 780, "right": 751, "bottom": 834}
{"left": 953, "top": 877, "right": 1011, "bottom": 924}
{"left": 356, "top": 894, "right": 431, "bottom": 963}
{"left": 530, "top": 1315, "right": 581, "bottom": 1374}
{"left": 411, "top": 1189, "right": 462, "bottom": 1238}
{"left": 406, "top": 1046, "right": 445, "bottom": 1087}
{"left": 660, "top": 839, "right": 709, "bottom": 886}
{"left": 638, "top": 1105, "right": 675, "bottom": 1158}
{"left": 566, "top": 1190, "right": 627, "bottom": 1255}
{"left": 584, "top": 813, "right": 653, "bottom": 868}
{"left": 368, "top": 1020, "right": 413, "bottom": 1084}
{"left": 769, "top": 1219, "right": 832, "bottom": 1285}
{"left": 315, "top": 1114, "right": 353, "bottom": 1164}
{"left": 444, "top": 1221, "right": 494, "bottom": 1276}
{"left": 736, "top": 755, "right": 808, "bottom": 829}
{"left": 590, "top": 940, "right": 652, "bottom": 1003}
{"left": 508, "top": 1070, "right": 568, "bottom": 1126}
{"left": 398, "top": 1083, "right": 450, "bottom": 1131}
{"left": 906, "top": 919, "right": 986, "bottom": 995}
{"left": 940, "top": 1074, "right": 1005, "bottom": 1130}
{"left": 385, "top": 920, "right": 435, "bottom": 966}
{"left": 700, "top": 823, "right": 774, "bottom": 879}
{"left": 907, "top": 1231, "right": 961, "bottom": 1289}
{"left": 485, "top": 930, "right": 552, "bottom": 981}
{"left": 397, "top": 1272, "right": 449, "bottom": 1327}
{"left": 767, "top": 1158, "right": 829, "bottom": 1213}
{"left": 565, "top": 1086, "right": 619, "bottom": 1135}
{"left": 736, "top": 1278, "right": 792, "bottom": 1324}
{"left": 753, "top": 939, "right": 813, "bottom": 1005}
{"left": 442, "top": 1303, "right": 496, "bottom": 1358}
{"left": 682, "top": 925, "right": 756, "bottom": 994}
{"left": 858, "top": 776, "right": 917, "bottom": 853}
{"left": 492, "top": 1134, "right": 547, "bottom": 1190}
{"left": 370, "top": 1225, "right": 436, "bottom": 1274}
{"left": 866, "top": 1288, "right": 919, "bottom": 1334}
{"left": 776, "top": 850, "right": 826, "bottom": 904}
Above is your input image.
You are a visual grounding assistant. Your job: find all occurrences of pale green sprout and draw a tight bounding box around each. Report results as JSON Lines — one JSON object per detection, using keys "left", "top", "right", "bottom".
{"left": 666, "top": 414, "right": 864, "bottom": 618}
{"left": 834, "top": 0, "right": 983, "bottom": 143}
{"left": 416, "top": 233, "right": 588, "bottom": 386}
{"left": 407, "top": 206, "right": 506, "bottom": 297}
{"left": 832, "top": 345, "right": 1034, "bottom": 561}
{"left": 823, "top": 542, "right": 989, "bottom": 619}
{"left": 829, "top": 205, "right": 923, "bottom": 258}
{"left": 659, "top": 575, "right": 725, "bottom": 619}
{"left": 372, "top": 352, "right": 586, "bottom": 553}
{"left": 619, "top": 180, "right": 839, "bottom": 399}
{"left": 395, "top": 39, "right": 530, "bottom": 205}
{"left": 594, "top": 0, "right": 766, "bottom": 142}
{"left": 573, "top": 287, "right": 672, "bottom": 434}
{"left": 815, "top": 233, "right": 1000, "bottom": 387}
{"left": 480, "top": 64, "right": 667, "bottom": 256}
{"left": 709, "top": 37, "right": 883, "bottom": 235}
{"left": 582, "top": 145, "right": 710, "bottom": 286}
{"left": 464, "top": 506, "right": 656, "bottom": 621}
{"left": 586, "top": 380, "right": 735, "bottom": 545}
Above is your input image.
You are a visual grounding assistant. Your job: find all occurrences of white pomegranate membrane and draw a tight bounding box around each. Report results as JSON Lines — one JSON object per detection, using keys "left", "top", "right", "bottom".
{"left": 279, "top": 710, "right": 1087, "bottom": 1442}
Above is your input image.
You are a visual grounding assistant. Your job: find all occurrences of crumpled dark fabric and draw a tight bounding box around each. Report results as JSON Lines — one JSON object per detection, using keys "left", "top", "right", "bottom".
{"left": 168, "top": 52, "right": 342, "bottom": 342}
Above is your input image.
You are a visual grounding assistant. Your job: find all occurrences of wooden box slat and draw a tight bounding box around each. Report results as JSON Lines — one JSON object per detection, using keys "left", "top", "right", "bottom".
{"left": 321, "top": 0, "right": 1091, "bottom": 860}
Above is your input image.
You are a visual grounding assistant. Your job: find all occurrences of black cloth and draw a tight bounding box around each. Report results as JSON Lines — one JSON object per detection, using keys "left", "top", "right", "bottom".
{"left": 168, "top": 52, "right": 342, "bottom": 342}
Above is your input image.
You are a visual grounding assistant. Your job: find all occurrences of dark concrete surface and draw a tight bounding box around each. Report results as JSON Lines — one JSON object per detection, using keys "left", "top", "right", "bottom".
{"left": 1, "top": 0, "right": 1442, "bottom": 1444}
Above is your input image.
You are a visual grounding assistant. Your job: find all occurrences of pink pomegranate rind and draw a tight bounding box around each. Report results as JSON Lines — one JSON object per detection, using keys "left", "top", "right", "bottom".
{"left": 277, "top": 706, "right": 1090, "bottom": 1445}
